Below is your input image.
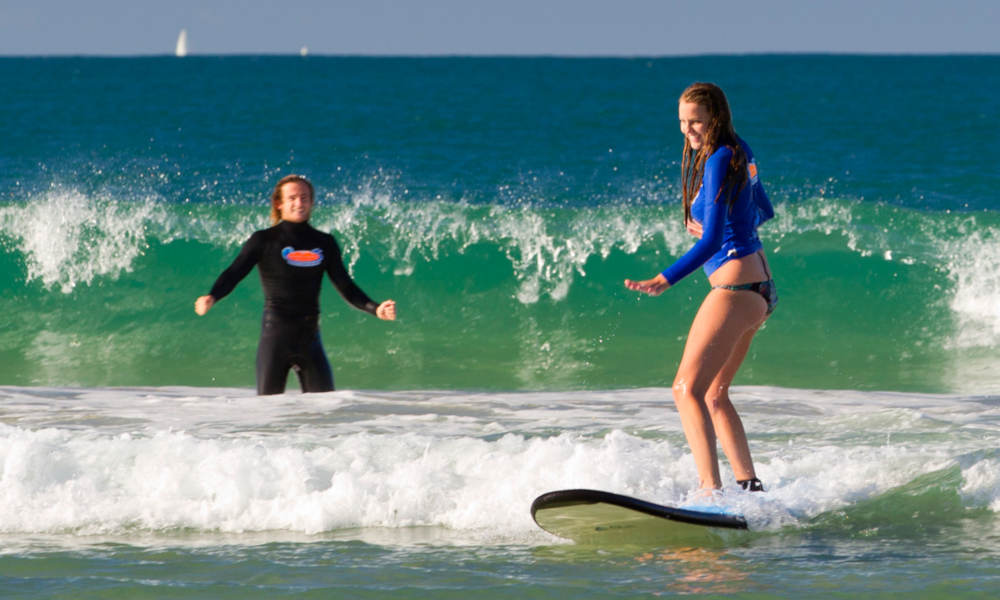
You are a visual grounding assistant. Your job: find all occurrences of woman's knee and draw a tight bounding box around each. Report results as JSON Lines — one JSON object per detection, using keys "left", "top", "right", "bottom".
{"left": 704, "top": 383, "right": 732, "bottom": 410}
{"left": 672, "top": 376, "right": 710, "bottom": 408}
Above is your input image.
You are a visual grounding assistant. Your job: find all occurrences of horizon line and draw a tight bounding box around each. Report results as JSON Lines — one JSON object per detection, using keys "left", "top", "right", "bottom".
{"left": 2, "top": 50, "right": 998, "bottom": 59}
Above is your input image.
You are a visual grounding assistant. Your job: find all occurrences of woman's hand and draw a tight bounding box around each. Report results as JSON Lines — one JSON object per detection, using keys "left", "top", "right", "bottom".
{"left": 624, "top": 274, "right": 670, "bottom": 296}
{"left": 194, "top": 295, "right": 215, "bottom": 315}
{"left": 686, "top": 218, "right": 703, "bottom": 239}
{"left": 376, "top": 300, "right": 397, "bottom": 320}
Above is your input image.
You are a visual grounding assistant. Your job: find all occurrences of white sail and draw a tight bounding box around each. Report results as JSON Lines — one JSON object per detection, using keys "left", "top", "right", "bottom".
{"left": 175, "top": 29, "right": 188, "bottom": 57}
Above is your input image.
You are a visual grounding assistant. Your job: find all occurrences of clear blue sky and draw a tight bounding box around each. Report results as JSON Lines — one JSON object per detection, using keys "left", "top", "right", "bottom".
{"left": 2, "top": 0, "right": 997, "bottom": 56}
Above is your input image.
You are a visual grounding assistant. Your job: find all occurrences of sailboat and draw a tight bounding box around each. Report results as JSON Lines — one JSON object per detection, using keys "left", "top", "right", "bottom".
{"left": 175, "top": 29, "right": 188, "bottom": 57}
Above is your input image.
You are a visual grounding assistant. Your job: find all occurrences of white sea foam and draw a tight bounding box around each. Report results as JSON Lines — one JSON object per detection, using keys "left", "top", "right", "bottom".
{"left": 312, "top": 179, "right": 684, "bottom": 304}
{"left": 941, "top": 225, "right": 1000, "bottom": 349}
{"left": 960, "top": 457, "right": 1000, "bottom": 512}
{"left": 0, "top": 187, "right": 168, "bottom": 293}
{"left": 0, "top": 386, "right": 995, "bottom": 543}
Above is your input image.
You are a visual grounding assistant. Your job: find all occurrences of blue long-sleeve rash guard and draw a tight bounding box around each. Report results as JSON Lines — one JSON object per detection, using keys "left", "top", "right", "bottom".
{"left": 661, "top": 139, "right": 773, "bottom": 285}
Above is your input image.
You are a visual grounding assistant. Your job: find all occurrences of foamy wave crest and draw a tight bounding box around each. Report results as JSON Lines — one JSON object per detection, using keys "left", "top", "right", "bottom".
{"left": 941, "top": 224, "right": 1000, "bottom": 349}
{"left": 313, "top": 175, "right": 686, "bottom": 304}
{"left": 492, "top": 204, "right": 684, "bottom": 303}
{"left": 769, "top": 196, "right": 920, "bottom": 262}
{"left": 960, "top": 455, "right": 1000, "bottom": 512}
{"left": 0, "top": 188, "right": 168, "bottom": 293}
{"left": 0, "top": 424, "right": 691, "bottom": 536}
{"left": 320, "top": 177, "right": 480, "bottom": 277}
{"left": 773, "top": 198, "right": 1000, "bottom": 349}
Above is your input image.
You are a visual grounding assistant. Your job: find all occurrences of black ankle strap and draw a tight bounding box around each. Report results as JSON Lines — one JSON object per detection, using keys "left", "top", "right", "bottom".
{"left": 737, "top": 478, "right": 765, "bottom": 492}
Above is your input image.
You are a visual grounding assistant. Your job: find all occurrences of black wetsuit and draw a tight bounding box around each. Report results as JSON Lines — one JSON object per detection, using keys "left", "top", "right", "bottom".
{"left": 208, "top": 220, "right": 378, "bottom": 395}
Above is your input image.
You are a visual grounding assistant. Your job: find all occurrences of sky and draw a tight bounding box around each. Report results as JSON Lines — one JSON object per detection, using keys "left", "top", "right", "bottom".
{"left": 1, "top": 0, "right": 997, "bottom": 56}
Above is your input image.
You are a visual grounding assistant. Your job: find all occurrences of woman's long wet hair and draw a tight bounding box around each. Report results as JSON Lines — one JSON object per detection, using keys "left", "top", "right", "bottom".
{"left": 269, "top": 174, "right": 315, "bottom": 225}
{"left": 679, "top": 82, "right": 748, "bottom": 224}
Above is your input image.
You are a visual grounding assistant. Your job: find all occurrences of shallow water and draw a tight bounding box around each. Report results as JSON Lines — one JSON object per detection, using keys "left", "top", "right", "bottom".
{"left": 2, "top": 385, "right": 998, "bottom": 597}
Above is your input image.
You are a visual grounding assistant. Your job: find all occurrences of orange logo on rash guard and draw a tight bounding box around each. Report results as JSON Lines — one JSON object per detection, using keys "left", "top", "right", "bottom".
{"left": 748, "top": 162, "right": 758, "bottom": 180}
{"left": 282, "top": 247, "right": 324, "bottom": 267}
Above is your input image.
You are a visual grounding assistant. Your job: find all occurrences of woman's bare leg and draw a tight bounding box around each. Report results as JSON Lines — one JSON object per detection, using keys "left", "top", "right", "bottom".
{"left": 672, "top": 289, "right": 766, "bottom": 490}
{"left": 704, "top": 323, "right": 763, "bottom": 482}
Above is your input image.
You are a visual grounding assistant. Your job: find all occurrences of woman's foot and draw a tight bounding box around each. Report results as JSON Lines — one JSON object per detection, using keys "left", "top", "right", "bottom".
{"left": 737, "top": 477, "right": 765, "bottom": 492}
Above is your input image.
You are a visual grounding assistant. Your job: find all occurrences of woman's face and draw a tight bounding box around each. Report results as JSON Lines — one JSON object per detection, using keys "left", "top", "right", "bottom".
{"left": 278, "top": 181, "right": 314, "bottom": 223}
{"left": 678, "top": 100, "right": 711, "bottom": 151}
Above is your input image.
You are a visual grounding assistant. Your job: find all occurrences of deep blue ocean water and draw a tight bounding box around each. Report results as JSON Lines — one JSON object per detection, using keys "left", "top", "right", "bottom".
{"left": 1, "top": 55, "right": 998, "bottom": 597}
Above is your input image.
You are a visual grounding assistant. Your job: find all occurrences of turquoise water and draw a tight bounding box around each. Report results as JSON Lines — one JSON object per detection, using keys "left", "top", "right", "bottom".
{"left": 1, "top": 55, "right": 999, "bottom": 597}
{"left": 2, "top": 56, "right": 999, "bottom": 394}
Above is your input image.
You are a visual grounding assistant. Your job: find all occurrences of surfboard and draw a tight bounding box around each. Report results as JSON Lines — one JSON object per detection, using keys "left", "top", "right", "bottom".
{"left": 531, "top": 488, "right": 748, "bottom": 546}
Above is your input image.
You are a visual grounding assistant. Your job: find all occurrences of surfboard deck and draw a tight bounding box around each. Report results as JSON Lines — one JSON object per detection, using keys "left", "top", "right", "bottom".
{"left": 531, "top": 489, "right": 748, "bottom": 546}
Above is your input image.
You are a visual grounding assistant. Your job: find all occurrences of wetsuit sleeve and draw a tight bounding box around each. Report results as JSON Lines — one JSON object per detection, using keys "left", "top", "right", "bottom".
{"left": 207, "top": 232, "right": 263, "bottom": 301}
{"left": 660, "top": 148, "right": 732, "bottom": 285}
{"left": 324, "top": 237, "right": 379, "bottom": 316}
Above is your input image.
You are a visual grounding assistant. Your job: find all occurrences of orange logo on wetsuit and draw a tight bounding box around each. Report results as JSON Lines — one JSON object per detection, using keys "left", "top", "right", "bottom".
{"left": 748, "top": 162, "right": 758, "bottom": 179}
{"left": 282, "top": 247, "right": 324, "bottom": 267}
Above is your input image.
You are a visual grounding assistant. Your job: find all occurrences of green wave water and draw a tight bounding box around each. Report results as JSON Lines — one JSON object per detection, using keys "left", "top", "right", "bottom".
{"left": 2, "top": 185, "right": 997, "bottom": 393}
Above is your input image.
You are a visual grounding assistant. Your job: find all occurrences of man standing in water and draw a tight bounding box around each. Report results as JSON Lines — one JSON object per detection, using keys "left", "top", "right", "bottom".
{"left": 195, "top": 174, "right": 396, "bottom": 395}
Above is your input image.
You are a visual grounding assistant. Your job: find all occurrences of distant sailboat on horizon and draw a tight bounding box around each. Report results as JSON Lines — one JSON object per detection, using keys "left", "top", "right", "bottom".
{"left": 175, "top": 29, "right": 188, "bottom": 57}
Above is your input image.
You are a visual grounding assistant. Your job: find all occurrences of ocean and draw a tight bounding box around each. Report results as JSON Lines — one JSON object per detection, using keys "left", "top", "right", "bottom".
{"left": 1, "top": 55, "right": 998, "bottom": 597}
